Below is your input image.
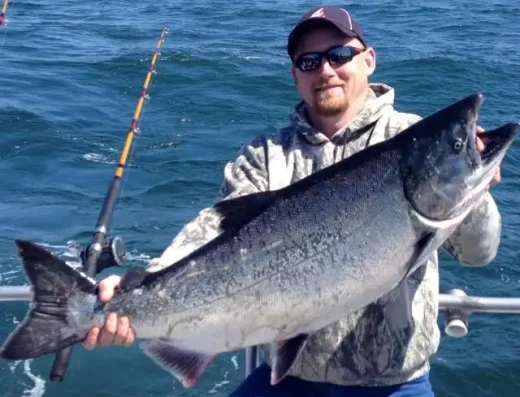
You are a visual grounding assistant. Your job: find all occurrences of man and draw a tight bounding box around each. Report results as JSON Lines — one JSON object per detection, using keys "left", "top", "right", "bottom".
{"left": 84, "top": 6, "right": 502, "bottom": 397}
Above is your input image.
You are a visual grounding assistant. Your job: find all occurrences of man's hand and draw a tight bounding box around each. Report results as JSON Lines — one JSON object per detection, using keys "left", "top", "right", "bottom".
{"left": 83, "top": 275, "right": 136, "bottom": 350}
{"left": 476, "top": 125, "right": 501, "bottom": 187}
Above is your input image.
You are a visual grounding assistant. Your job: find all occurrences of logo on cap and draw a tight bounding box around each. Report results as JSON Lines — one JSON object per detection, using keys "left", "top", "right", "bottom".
{"left": 309, "top": 8, "right": 326, "bottom": 18}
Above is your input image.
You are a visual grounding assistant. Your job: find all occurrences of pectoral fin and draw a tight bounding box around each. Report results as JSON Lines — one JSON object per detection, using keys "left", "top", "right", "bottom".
{"left": 405, "top": 224, "right": 459, "bottom": 279}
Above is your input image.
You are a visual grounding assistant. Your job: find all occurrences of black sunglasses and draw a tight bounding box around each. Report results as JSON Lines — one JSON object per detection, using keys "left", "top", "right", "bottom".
{"left": 293, "top": 45, "right": 365, "bottom": 72}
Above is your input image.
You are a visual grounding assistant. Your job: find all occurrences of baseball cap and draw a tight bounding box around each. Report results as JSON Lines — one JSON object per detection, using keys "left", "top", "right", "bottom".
{"left": 287, "top": 6, "right": 367, "bottom": 60}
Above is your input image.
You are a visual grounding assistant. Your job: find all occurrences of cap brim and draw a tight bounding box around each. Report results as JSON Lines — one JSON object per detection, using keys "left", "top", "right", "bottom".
{"left": 287, "top": 18, "right": 358, "bottom": 59}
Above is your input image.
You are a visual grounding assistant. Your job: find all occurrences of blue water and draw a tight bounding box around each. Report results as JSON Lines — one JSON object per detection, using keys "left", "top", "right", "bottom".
{"left": 0, "top": 0, "right": 519, "bottom": 396}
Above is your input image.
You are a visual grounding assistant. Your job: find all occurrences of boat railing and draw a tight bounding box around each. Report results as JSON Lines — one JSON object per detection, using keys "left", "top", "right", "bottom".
{"left": 242, "top": 288, "right": 520, "bottom": 377}
{"left": 2, "top": 286, "right": 519, "bottom": 378}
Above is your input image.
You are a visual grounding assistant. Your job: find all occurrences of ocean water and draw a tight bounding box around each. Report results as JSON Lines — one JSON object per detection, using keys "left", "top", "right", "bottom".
{"left": 0, "top": 0, "right": 519, "bottom": 396}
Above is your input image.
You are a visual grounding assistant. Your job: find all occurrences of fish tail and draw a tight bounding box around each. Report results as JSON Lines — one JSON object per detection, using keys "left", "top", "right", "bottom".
{"left": 0, "top": 240, "right": 98, "bottom": 360}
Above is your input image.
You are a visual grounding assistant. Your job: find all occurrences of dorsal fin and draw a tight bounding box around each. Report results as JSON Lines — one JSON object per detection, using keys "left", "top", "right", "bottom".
{"left": 143, "top": 191, "right": 281, "bottom": 284}
{"left": 213, "top": 191, "right": 278, "bottom": 231}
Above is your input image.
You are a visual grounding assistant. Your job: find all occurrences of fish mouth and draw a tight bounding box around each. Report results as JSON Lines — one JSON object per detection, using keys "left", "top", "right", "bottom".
{"left": 467, "top": 122, "right": 519, "bottom": 194}
{"left": 479, "top": 122, "right": 519, "bottom": 167}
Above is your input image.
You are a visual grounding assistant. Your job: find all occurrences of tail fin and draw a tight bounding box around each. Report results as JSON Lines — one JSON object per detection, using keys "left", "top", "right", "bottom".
{"left": 0, "top": 240, "right": 97, "bottom": 360}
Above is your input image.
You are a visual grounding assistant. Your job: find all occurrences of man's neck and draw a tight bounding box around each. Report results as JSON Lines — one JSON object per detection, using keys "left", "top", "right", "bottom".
{"left": 307, "top": 88, "right": 370, "bottom": 139}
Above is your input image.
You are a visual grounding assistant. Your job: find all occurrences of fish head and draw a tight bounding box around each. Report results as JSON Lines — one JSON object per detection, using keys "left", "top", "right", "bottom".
{"left": 402, "top": 93, "right": 518, "bottom": 221}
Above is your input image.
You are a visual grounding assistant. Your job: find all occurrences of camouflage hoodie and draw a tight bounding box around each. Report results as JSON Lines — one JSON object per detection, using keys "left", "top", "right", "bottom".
{"left": 147, "top": 83, "right": 501, "bottom": 386}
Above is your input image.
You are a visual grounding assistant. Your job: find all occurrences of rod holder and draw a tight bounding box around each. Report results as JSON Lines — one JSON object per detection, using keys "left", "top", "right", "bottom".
{"left": 442, "top": 289, "right": 469, "bottom": 338}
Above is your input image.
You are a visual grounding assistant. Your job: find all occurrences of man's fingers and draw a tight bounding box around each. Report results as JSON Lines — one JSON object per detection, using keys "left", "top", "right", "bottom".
{"left": 123, "top": 328, "right": 136, "bottom": 346}
{"left": 83, "top": 327, "right": 100, "bottom": 350}
{"left": 475, "top": 125, "right": 502, "bottom": 188}
{"left": 113, "top": 316, "right": 131, "bottom": 345}
{"left": 98, "top": 313, "right": 118, "bottom": 346}
{"left": 84, "top": 275, "right": 137, "bottom": 350}
{"left": 98, "top": 275, "right": 122, "bottom": 303}
{"left": 476, "top": 136, "right": 485, "bottom": 152}
{"left": 476, "top": 125, "right": 487, "bottom": 151}
{"left": 492, "top": 169, "right": 502, "bottom": 185}
{"left": 83, "top": 275, "right": 138, "bottom": 350}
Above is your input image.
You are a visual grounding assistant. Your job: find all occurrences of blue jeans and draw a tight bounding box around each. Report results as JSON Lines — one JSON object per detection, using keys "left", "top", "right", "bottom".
{"left": 229, "top": 363, "right": 434, "bottom": 397}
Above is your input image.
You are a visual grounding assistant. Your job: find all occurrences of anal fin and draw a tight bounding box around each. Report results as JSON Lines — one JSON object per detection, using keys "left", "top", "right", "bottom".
{"left": 270, "top": 334, "right": 309, "bottom": 385}
{"left": 140, "top": 340, "right": 216, "bottom": 388}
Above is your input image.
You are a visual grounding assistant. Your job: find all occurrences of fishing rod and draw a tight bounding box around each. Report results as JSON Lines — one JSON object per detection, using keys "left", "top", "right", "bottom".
{"left": 4, "top": 26, "right": 169, "bottom": 383}
{"left": 47, "top": 24, "right": 169, "bottom": 383}
{"left": 0, "top": 0, "right": 9, "bottom": 25}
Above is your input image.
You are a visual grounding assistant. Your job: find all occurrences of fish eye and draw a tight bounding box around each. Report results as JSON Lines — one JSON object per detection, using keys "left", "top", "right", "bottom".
{"left": 452, "top": 138, "right": 464, "bottom": 153}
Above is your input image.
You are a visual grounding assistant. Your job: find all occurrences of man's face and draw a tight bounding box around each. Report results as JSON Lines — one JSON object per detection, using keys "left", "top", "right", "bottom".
{"left": 291, "top": 26, "right": 376, "bottom": 117}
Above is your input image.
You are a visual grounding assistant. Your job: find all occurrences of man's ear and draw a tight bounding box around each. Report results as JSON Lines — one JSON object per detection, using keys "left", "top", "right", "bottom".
{"left": 291, "top": 66, "right": 298, "bottom": 84}
{"left": 364, "top": 47, "right": 376, "bottom": 76}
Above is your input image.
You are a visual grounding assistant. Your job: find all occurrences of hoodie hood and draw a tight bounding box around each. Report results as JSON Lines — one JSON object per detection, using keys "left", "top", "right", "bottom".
{"left": 289, "top": 83, "right": 397, "bottom": 145}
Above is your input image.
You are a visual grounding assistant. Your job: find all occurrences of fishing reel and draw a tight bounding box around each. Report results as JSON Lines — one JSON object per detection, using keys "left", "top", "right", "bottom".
{"left": 79, "top": 236, "right": 127, "bottom": 273}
